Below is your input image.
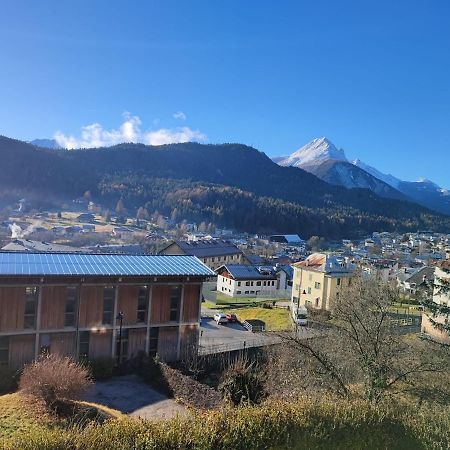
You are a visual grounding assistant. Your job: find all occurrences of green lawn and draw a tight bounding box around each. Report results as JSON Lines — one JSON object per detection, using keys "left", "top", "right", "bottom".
{"left": 0, "top": 393, "right": 51, "bottom": 440}
{"left": 229, "top": 307, "right": 293, "bottom": 331}
{"left": 0, "top": 392, "right": 123, "bottom": 442}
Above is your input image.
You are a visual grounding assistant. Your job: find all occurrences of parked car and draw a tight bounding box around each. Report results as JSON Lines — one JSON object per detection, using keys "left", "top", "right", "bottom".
{"left": 214, "top": 313, "right": 228, "bottom": 324}
{"left": 226, "top": 313, "right": 237, "bottom": 322}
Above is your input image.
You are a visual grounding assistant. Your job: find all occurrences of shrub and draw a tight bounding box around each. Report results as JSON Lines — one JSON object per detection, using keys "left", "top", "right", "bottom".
{"left": 218, "top": 357, "right": 266, "bottom": 406}
{"left": 19, "top": 355, "right": 93, "bottom": 410}
{"left": 140, "top": 355, "right": 173, "bottom": 397}
{"left": 89, "top": 357, "right": 115, "bottom": 381}
{"left": 0, "top": 366, "right": 19, "bottom": 394}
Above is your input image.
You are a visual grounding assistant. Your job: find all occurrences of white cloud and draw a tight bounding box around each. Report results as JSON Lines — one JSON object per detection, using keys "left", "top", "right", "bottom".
{"left": 54, "top": 112, "right": 206, "bottom": 149}
{"left": 144, "top": 127, "right": 206, "bottom": 146}
{"left": 173, "top": 111, "right": 187, "bottom": 121}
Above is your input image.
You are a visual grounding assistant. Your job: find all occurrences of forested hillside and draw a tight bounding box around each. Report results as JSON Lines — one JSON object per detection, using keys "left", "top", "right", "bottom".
{"left": 1, "top": 136, "right": 450, "bottom": 238}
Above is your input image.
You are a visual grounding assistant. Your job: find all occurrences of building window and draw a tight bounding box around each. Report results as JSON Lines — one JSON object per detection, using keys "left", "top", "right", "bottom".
{"left": 263, "top": 281, "right": 267, "bottom": 286}
{"left": 315, "top": 282, "right": 321, "bottom": 289}
{"left": 251, "top": 281, "right": 254, "bottom": 286}
{"left": 24, "top": 287, "right": 38, "bottom": 329}
{"left": 169, "top": 285, "right": 181, "bottom": 322}
{"left": 65, "top": 287, "right": 77, "bottom": 327}
{"left": 237, "top": 281, "right": 241, "bottom": 287}
{"left": 137, "top": 287, "right": 148, "bottom": 323}
{"left": 256, "top": 281, "right": 261, "bottom": 286}
{"left": 337, "top": 278, "right": 341, "bottom": 286}
{"left": 79, "top": 331, "right": 90, "bottom": 360}
{"left": 0, "top": 337, "right": 9, "bottom": 366}
{"left": 245, "top": 291, "right": 249, "bottom": 294}
{"left": 308, "top": 287, "right": 312, "bottom": 294}
{"left": 237, "top": 290, "right": 241, "bottom": 294}
{"left": 246, "top": 281, "right": 250, "bottom": 286}
{"left": 103, "top": 287, "right": 115, "bottom": 325}
{"left": 149, "top": 327, "right": 159, "bottom": 357}
{"left": 315, "top": 298, "right": 320, "bottom": 307}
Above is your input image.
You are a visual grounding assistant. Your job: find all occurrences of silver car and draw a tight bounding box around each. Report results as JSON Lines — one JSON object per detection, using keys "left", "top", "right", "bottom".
{"left": 214, "top": 313, "right": 228, "bottom": 324}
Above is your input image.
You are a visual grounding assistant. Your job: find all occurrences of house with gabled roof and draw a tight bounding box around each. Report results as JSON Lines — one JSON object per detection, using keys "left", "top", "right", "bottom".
{"left": 291, "top": 253, "right": 354, "bottom": 311}
{"left": 0, "top": 252, "right": 213, "bottom": 369}
{"left": 216, "top": 264, "right": 278, "bottom": 297}
{"left": 159, "top": 239, "right": 246, "bottom": 270}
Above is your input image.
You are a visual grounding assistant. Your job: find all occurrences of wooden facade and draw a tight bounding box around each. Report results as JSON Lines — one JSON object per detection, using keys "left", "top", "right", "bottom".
{"left": 0, "top": 276, "right": 204, "bottom": 368}
{"left": 0, "top": 287, "right": 26, "bottom": 332}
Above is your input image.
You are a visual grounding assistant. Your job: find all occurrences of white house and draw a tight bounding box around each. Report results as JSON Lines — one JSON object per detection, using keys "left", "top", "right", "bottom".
{"left": 215, "top": 264, "right": 278, "bottom": 298}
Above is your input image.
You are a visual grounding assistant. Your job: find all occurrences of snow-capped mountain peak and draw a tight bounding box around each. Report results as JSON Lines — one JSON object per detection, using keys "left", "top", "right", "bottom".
{"left": 277, "top": 137, "right": 347, "bottom": 168}
{"left": 352, "top": 159, "right": 401, "bottom": 189}
{"left": 416, "top": 177, "right": 439, "bottom": 188}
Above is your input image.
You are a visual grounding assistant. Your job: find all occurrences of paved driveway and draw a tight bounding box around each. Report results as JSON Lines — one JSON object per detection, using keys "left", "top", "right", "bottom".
{"left": 83, "top": 374, "right": 189, "bottom": 420}
{"left": 199, "top": 317, "right": 281, "bottom": 354}
{"left": 199, "top": 316, "right": 324, "bottom": 354}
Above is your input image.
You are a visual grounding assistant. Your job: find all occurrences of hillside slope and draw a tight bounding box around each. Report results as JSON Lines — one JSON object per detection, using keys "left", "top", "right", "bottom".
{"left": 0, "top": 136, "right": 449, "bottom": 238}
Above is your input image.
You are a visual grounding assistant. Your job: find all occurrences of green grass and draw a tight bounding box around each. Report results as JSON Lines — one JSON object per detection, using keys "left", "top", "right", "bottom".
{"left": 0, "top": 392, "right": 123, "bottom": 442}
{"left": 230, "top": 307, "right": 293, "bottom": 331}
{"left": 215, "top": 293, "right": 275, "bottom": 305}
{"left": 0, "top": 393, "right": 51, "bottom": 440}
{"left": 202, "top": 300, "right": 218, "bottom": 310}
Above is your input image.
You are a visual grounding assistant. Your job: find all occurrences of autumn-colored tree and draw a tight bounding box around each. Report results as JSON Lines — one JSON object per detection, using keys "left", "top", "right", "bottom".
{"left": 115, "top": 198, "right": 126, "bottom": 215}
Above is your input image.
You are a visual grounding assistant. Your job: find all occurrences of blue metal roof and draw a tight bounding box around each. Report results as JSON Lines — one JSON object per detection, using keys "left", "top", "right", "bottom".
{"left": 0, "top": 252, "right": 215, "bottom": 277}
{"left": 217, "top": 264, "right": 276, "bottom": 280}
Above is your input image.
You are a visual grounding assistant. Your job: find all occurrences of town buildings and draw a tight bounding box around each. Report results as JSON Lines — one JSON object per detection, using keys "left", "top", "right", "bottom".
{"left": 291, "top": 253, "right": 354, "bottom": 311}
{"left": 421, "top": 260, "right": 450, "bottom": 344}
{"left": 0, "top": 252, "right": 213, "bottom": 369}
{"left": 216, "top": 265, "right": 278, "bottom": 298}
{"left": 159, "top": 239, "right": 246, "bottom": 270}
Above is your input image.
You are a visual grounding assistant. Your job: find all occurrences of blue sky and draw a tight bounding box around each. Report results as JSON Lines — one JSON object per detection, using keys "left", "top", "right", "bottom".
{"left": 1, "top": 1, "right": 449, "bottom": 188}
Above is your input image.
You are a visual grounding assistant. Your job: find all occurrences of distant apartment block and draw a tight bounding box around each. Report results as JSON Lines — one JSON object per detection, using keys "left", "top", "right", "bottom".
{"left": 0, "top": 252, "right": 213, "bottom": 369}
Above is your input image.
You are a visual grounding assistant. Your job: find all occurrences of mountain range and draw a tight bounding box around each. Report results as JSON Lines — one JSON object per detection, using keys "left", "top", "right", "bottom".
{"left": 29, "top": 138, "right": 62, "bottom": 150}
{"left": 0, "top": 135, "right": 449, "bottom": 239}
{"left": 276, "top": 137, "right": 450, "bottom": 215}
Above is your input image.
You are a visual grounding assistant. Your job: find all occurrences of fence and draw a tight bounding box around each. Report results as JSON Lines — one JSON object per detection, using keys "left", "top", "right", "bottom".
{"left": 198, "top": 336, "right": 281, "bottom": 355}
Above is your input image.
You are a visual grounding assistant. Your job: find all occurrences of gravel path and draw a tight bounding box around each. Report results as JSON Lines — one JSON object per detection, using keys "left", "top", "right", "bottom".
{"left": 83, "top": 374, "right": 189, "bottom": 421}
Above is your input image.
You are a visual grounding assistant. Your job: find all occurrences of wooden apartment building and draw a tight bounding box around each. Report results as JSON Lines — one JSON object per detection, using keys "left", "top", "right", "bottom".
{"left": 0, "top": 252, "right": 214, "bottom": 369}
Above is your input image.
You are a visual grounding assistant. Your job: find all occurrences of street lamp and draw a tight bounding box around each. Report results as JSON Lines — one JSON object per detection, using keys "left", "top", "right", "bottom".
{"left": 116, "top": 311, "right": 124, "bottom": 364}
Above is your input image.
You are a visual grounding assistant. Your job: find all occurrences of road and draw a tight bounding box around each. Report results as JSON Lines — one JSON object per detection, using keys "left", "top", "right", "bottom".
{"left": 198, "top": 315, "right": 322, "bottom": 355}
